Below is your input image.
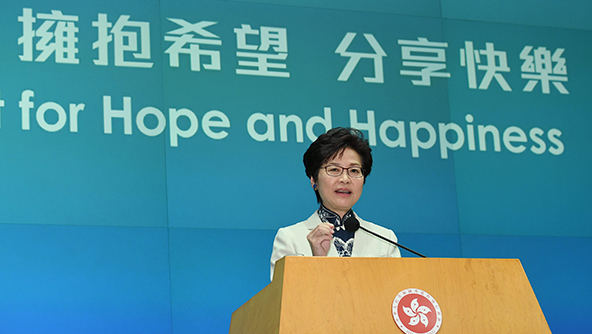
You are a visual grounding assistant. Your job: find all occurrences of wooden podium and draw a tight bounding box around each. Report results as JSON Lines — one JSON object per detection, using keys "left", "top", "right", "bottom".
{"left": 229, "top": 257, "right": 551, "bottom": 334}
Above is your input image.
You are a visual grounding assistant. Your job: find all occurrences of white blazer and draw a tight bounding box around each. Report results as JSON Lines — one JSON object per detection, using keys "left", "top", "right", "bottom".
{"left": 270, "top": 212, "right": 401, "bottom": 280}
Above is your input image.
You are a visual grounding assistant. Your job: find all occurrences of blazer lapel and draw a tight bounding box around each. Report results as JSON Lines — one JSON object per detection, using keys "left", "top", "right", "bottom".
{"left": 351, "top": 217, "right": 370, "bottom": 257}
{"left": 351, "top": 231, "right": 370, "bottom": 257}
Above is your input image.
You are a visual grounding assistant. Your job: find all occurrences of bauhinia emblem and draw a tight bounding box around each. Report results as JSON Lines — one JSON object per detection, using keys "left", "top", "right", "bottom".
{"left": 392, "top": 288, "right": 442, "bottom": 334}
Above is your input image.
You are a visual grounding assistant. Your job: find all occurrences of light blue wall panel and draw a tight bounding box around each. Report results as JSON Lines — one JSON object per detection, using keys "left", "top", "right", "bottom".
{"left": 396, "top": 232, "right": 462, "bottom": 258}
{"left": 219, "top": 0, "right": 443, "bottom": 18}
{"left": 169, "top": 228, "right": 275, "bottom": 334}
{"left": 0, "top": 0, "right": 168, "bottom": 227}
{"left": 443, "top": 19, "right": 592, "bottom": 237}
{"left": 442, "top": 0, "right": 592, "bottom": 30}
{"left": 0, "top": 224, "right": 172, "bottom": 334}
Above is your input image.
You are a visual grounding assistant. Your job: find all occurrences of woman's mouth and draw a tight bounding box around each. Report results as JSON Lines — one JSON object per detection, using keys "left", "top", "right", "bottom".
{"left": 335, "top": 189, "right": 351, "bottom": 195}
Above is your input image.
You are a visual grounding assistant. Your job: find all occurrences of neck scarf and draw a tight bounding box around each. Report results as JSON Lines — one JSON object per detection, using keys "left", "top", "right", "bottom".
{"left": 317, "top": 205, "right": 355, "bottom": 257}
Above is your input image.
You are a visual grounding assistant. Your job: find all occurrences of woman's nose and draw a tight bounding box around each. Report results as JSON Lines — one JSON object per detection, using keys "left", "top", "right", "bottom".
{"left": 338, "top": 171, "right": 351, "bottom": 182}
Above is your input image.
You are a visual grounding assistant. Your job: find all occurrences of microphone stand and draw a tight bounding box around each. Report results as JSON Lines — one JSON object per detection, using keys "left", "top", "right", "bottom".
{"left": 358, "top": 225, "right": 427, "bottom": 258}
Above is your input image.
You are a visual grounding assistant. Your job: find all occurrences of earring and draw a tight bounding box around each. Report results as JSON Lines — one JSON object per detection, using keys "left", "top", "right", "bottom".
{"left": 313, "top": 184, "right": 317, "bottom": 190}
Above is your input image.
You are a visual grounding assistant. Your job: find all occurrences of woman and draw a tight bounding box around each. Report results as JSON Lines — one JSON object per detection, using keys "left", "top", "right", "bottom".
{"left": 270, "top": 127, "right": 401, "bottom": 280}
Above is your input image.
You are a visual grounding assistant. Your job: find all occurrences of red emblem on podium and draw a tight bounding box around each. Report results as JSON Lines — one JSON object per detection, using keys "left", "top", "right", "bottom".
{"left": 392, "top": 288, "right": 442, "bottom": 334}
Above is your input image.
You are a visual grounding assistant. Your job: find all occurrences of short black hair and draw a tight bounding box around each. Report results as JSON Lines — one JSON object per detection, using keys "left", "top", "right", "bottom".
{"left": 303, "top": 127, "right": 373, "bottom": 203}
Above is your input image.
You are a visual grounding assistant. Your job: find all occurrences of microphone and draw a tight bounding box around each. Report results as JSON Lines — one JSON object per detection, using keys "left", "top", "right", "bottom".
{"left": 344, "top": 216, "right": 427, "bottom": 258}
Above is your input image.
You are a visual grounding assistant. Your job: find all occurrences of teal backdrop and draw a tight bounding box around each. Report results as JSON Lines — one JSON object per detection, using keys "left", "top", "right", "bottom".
{"left": 1, "top": 0, "right": 590, "bottom": 333}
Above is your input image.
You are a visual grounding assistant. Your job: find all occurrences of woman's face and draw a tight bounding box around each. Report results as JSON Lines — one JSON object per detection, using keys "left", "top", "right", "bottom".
{"left": 311, "top": 147, "right": 365, "bottom": 218}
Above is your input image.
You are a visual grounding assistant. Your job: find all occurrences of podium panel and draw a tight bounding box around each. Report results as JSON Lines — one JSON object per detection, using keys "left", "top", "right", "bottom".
{"left": 229, "top": 257, "right": 551, "bottom": 334}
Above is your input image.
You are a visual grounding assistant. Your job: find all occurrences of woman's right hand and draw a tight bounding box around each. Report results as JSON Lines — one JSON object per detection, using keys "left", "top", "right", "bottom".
{"left": 307, "top": 222, "right": 334, "bottom": 256}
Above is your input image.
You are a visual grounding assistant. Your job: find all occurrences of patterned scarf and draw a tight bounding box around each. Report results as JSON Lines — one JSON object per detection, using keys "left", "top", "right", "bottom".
{"left": 317, "top": 205, "right": 355, "bottom": 257}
